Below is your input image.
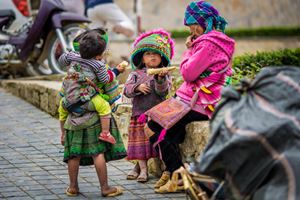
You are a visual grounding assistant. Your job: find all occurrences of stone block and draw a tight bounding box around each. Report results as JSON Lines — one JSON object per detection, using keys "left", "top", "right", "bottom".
{"left": 40, "top": 93, "right": 49, "bottom": 112}
{"left": 147, "top": 158, "right": 165, "bottom": 178}
{"left": 32, "top": 90, "right": 40, "bottom": 107}
{"left": 113, "top": 103, "right": 132, "bottom": 148}
{"left": 24, "top": 85, "right": 32, "bottom": 103}
{"left": 180, "top": 121, "right": 210, "bottom": 163}
{"left": 47, "top": 89, "right": 60, "bottom": 117}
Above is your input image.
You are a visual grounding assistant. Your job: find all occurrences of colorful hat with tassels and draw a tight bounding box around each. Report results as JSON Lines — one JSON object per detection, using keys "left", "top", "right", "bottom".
{"left": 131, "top": 29, "right": 175, "bottom": 69}
{"left": 184, "top": 1, "right": 227, "bottom": 34}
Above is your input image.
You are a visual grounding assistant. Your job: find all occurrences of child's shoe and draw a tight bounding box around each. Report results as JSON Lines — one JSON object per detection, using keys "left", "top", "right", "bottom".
{"left": 99, "top": 131, "right": 116, "bottom": 144}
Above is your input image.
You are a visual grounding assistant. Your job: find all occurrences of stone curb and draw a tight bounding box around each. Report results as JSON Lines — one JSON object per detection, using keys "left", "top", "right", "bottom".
{"left": 0, "top": 80, "right": 61, "bottom": 118}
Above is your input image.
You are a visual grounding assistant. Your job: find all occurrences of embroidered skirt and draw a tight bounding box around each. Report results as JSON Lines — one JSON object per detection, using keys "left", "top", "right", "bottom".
{"left": 63, "top": 117, "right": 127, "bottom": 166}
{"left": 126, "top": 117, "right": 157, "bottom": 160}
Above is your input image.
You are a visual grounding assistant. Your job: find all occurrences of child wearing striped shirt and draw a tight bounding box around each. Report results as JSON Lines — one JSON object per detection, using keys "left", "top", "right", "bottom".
{"left": 59, "top": 28, "right": 126, "bottom": 144}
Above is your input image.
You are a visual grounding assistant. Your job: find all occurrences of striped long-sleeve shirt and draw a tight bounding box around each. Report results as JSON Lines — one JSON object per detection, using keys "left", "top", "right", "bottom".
{"left": 58, "top": 51, "right": 116, "bottom": 83}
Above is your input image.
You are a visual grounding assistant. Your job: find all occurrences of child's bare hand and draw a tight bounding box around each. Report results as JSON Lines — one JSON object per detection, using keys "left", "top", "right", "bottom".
{"left": 185, "top": 35, "right": 194, "bottom": 49}
{"left": 116, "top": 65, "right": 126, "bottom": 73}
{"left": 60, "top": 132, "right": 65, "bottom": 146}
{"left": 158, "top": 68, "right": 168, "bottom": 77}
{"left": 116, "top": 61, "right": 128, "bottom": 73}
{"left": 136, "top": 84, "right": 151, "bottom": 95}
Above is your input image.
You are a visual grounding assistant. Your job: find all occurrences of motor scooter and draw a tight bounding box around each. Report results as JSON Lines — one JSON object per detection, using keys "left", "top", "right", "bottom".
{"left": 0, "top": 0, "right": 90, "bottom": 77}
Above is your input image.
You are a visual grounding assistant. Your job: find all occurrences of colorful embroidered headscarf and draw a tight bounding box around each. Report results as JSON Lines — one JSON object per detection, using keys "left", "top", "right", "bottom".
{"left": 131, "top": 29, "right": 175, "bottom": 69}
{"left": 184, "top": 1, "right": 227, "bottom": 33}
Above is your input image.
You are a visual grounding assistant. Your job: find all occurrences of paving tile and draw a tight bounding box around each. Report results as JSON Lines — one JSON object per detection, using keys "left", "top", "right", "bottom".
{"left": 34, "top": 195, "right": 61, "bottom": 200}
{"left": 5, "top": 197, "right": 33, "bottom": 200}
{"left": 114, "top": 191, "right": 141, "bottom": 200}
{"left": 122, "top": 183, "right": 151, "bottom": 190}
{"left": 0, "top": 89, "right": 185, "bottom": 200}
{"left": 139, "top": 193, "right": 170, "bottom": 199}
{"left": 43, "top": 183, "right": 67, "bottom": 190}
{"left": 1, "top": 190, "right": 28, "bottom": 198}
{"left": 163, "top": 192, "right": 187, "bottom": 198}
{"left": 20, "top": 185, "right": 47, "bottom": 191}
{"left": 130, "top": 188, "right": 155, "bottom": 195}
{"left": 0, "top": 186, "right": 23, "bottom": 193}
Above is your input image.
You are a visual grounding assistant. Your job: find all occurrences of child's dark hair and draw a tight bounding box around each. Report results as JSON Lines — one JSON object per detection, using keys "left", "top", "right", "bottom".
{"left": 79, "top": 28, "right": 107, "bottom": 59}
{"left": 136, "top": 62, "right": 146, "bottom": 69}
{"left": 73, "top": 31, "right": 86, "bottom": 52}
{"left": 74, "top": 31, "right": 85, "bottom": 43}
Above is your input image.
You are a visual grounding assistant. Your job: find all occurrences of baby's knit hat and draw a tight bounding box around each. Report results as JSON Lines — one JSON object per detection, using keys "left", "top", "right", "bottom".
{"left": 184, "top": 1, "right": 227, "bottom": 33}
{"left": 131, "top": 29, "right": 175, "bottom": 69}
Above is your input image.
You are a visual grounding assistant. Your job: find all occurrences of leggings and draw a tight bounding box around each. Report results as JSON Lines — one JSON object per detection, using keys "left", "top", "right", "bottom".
{"left": 148, "top": 110, "right": 208, "bottom": 174}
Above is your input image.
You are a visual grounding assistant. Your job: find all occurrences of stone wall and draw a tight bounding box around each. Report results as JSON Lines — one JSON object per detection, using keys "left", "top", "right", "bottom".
{"left": 0, "top": 80, "right": 61, "bottom": 117}
{"left": 116, "top": 0, "right": 300, "bottom": 30}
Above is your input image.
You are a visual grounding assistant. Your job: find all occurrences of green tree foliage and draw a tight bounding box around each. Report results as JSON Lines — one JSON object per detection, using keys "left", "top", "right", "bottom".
{"left": 232, "top": 48, "right": 300, "bottom": 83}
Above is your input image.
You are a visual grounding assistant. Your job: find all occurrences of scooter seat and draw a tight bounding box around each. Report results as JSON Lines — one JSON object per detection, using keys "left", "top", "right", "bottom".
{"left": 0, "top": 10, "right": 16, "bottom": 28}
{"left": 0, "top": 10, "right": 16, "bottom": 20}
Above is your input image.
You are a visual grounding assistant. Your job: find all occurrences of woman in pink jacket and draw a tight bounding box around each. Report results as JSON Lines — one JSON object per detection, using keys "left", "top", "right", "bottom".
{"left": 147, "top": 0, "right": 235, "bottom": 193}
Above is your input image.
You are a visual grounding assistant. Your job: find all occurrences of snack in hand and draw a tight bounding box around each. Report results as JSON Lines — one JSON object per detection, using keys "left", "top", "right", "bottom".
{"left": 117, "top": 61, "right": 129, "bottom": 72}
{"left": 119, "top": 61, "right": 129, "bottom": 67}
{"left": 147, "top": 66, "right": 176, "bottom": 75}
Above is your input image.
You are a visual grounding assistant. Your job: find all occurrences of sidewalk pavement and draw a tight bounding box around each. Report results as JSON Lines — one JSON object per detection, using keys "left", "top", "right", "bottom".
{"left": 0, "top": 88, "right": 187, "bottom": 200}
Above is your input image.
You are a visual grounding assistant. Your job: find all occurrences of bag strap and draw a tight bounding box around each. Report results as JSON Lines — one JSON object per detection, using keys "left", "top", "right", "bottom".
{"left": 85, "top": 77, "right": 101, "bottom": 93}
{"left": 190, "top": 88, "right": 200, "bottom": 108}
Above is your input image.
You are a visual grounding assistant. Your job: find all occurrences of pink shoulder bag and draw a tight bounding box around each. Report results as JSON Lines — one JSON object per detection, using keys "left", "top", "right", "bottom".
{"left": 145, "top": 88, "right": 200, "bottom": 130}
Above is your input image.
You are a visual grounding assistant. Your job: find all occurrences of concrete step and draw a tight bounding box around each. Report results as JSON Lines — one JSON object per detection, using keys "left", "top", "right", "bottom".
{"left": 0, "top": 79, "right": 62, "bottom": 117}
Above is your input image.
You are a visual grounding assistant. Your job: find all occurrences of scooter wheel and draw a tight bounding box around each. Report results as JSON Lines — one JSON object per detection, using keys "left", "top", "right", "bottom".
{"left": 47, "top": 23, "right": 88, "bottom": 74}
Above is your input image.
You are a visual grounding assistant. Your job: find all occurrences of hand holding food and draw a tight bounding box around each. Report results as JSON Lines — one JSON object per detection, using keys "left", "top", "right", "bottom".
{"left": 116, "top": 61, "right": 128, "bottom": 73}
{"left": 147, "top": 66, "right": 176, "bottom": 75}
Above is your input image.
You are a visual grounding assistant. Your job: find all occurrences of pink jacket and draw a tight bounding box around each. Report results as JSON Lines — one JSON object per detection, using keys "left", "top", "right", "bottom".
{"left": 176, "top": 30, "right": 235, "bottom": 118}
